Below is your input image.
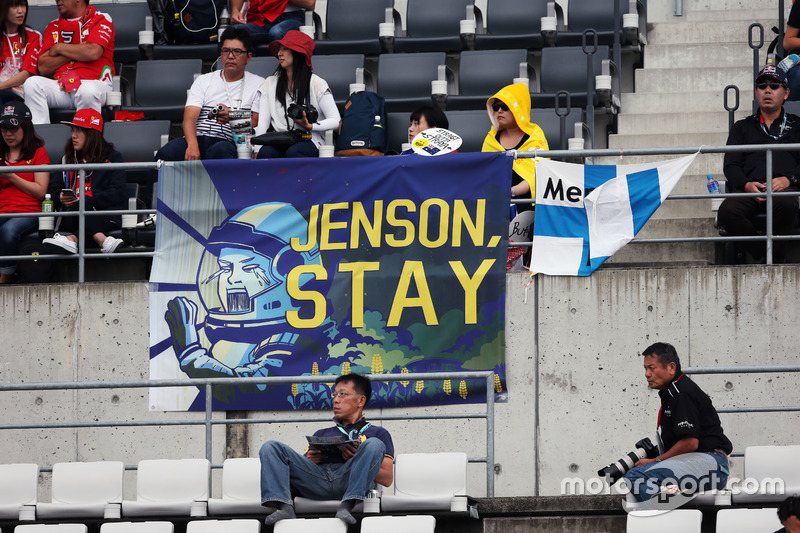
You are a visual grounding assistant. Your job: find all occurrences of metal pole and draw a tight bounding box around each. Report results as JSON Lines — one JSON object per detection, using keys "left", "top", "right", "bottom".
{"left": 78, "top": 169, "right": 86, "bottom": 282}
{"left": 485, "top": 372, "right": 495, "bottom": 497}
{"left": 766, "top": 148, "right": 773, "bottom": 264}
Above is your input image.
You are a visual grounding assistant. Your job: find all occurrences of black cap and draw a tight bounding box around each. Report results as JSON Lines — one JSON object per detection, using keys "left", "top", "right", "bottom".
{"left": 0, "top": 101, "right": 32, "bottom": 126}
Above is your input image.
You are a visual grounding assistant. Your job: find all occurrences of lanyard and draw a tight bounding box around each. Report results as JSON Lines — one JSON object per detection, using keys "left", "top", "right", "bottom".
{"left": 760, "top": 111, "right": 788, "bottom": 140}
{"left": 4, "top": 33, "right": 18, "bottom": 65}
{"left": 221, "top": 70, "right": 245, "bottom": 110}
{"left": 337, "top": 420, "right": 370, "bottom": 440}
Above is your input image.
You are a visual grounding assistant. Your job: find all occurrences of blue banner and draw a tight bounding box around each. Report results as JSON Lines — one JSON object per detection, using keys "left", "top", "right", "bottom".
{"left": 148, "top": 153, "right": 512, "bottom": 411}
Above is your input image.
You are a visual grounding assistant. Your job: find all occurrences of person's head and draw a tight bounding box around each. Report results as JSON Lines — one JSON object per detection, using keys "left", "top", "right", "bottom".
{"left": 0, "top": 100, "right": 41, "bottom": 159}
{"left": 779, "top": 496, "right": 800, "bottom": 533}
{"left": 1, "top": 0, "right": 28, "bottom": 33}
{"left": 55, "top": 0, "right": 88, "bottom": 20}
{"left": 332, "top": 373, "right": 372, "bottom": 421}
{"left": 408, "top": 106, "right": 449, "bottom": 143}
{"left": 490, "top": 98, "right": 518, "bottom": 131}
{"left": 218, "top": 26, "right": 252, "bottom": 78}
{"left": 269, "top": 30, "right": 314, "bottom": 108}
{"left": 641, "top": 342, "right": 681, "bottom": 390}
{"left": 755, "top": 64, "right": 790, "bottom": 115}
{"left": 60, "top": 108, "right": 112, "bottom": 163}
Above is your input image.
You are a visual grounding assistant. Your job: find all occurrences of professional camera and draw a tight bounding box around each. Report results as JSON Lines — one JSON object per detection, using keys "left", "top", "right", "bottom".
{"left": 287, "top": 103, "right": 319, "bottom": 123}
{"left": 597, "top": 437, "right": 659, "bottom": 485}
{"left": 207, "top": 104, "right": 225, "bottom": 120}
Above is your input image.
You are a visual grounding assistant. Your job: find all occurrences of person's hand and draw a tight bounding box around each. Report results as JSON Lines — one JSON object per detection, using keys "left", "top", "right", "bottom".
{"left": 231, "top": 9, "right": 246, "bottom": 24}
{"left": 291, "top": 111, "right": 313, "bottom": 131}
{"left": 744, "top": 181, "right": 767, "bottom": 204}
{"left": 164, "top": 296, "right": 200, "bottom": 355}
{"left": 306, "top": 449, "right": 324, "bottom": 464}
{"left": 185, "top": 143, "right": 201, "bottom": 161}
{"left": 772, "top": 176, "right": 791, "bottom": 192}
{"left": 60, "top": 192, "right": 78, "bottom": 207}
{"left": 634, "top": 457, "right": 658, "bottom": 467}
{"left": 215, "top": 104, "right": 230, "bottom": 125}
{"left": 340, "top": 441, "right": 359, "bottom": 461}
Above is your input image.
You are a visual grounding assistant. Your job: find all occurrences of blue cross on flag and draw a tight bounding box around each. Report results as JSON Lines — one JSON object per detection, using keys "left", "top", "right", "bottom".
{"left": 530, "top": 154, "right": 697, "bottom": 276}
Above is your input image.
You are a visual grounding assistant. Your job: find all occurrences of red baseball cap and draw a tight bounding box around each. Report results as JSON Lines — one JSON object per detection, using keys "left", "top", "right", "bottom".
{"left": 268, "top": 30, "right": 314, "bottom": 68}
{"left": 61, "top": 108, "right": 103, "bottom": 132}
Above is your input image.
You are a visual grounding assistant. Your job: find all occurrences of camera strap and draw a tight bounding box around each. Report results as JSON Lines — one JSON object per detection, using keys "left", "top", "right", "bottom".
{"left": 336, "top": 419, "right": 371, "bottom": 440}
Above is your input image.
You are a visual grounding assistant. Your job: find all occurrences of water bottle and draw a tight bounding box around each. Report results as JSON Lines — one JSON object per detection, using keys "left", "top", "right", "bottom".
{"left": 39, "top": 193, "right": 54, "bottom": 239}
{"left": 373, "top": 115, "right": 383, "bottom": 129}
{"left": 706, "top": 174, "right": 720, "bottom": 194}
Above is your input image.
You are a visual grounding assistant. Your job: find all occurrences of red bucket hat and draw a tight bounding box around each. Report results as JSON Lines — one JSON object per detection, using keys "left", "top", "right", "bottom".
{"left": 61, "top": 108, "right": 103, "bottom": 132}
{"left": 268, "top": 30, "right": 314, "bottom": 69}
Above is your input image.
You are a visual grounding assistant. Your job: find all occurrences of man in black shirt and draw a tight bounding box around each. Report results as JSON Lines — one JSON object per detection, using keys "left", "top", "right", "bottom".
{"left": 776, "top": 496, "right": 800, "bottom": 533}
{"left": 623, "top": 342, "right": 732, "bottom": 504}
{"left": 718, "top": 64, "right": 800, "bottom": 262}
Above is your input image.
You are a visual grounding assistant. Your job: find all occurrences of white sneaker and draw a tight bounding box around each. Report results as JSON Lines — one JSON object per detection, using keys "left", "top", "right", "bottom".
{"left": 101, "top": 236, "right": 124, "bottom": 253}
{"left": 43, "top": 233, "right": 77, "bottom": 254}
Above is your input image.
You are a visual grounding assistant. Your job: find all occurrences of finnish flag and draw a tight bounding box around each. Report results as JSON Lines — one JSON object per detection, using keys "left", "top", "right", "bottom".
{"left": 530, "top": 154, "right": 697, "bottom": 276}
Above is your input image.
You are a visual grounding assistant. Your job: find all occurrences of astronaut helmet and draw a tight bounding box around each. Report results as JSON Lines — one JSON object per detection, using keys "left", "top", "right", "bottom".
{"left": 196, "top": 202, "right": 323, "bottom": 326}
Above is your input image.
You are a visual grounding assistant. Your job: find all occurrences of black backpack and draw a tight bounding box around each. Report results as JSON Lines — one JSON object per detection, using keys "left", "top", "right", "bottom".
{"left": 158, "top": 0, "right": 224, "bottom": 45}
{"left": 335, "top": 91, "right": 388, "bottom": 156}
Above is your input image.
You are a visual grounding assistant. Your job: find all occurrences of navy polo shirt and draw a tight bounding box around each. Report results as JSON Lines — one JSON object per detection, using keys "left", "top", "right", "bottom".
{"left": 310, "top": 417, "right": 395, "bottom": 465}
{"left": 658, "top": 374, "right": 733, "bottom": 455}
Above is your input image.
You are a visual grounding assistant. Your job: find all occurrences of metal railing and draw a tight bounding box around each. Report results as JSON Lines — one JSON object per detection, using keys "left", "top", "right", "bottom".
{"left": 0, "top": 371, "right": 498, "bottom": 497}
{"left": 514, "top": 143, "right": 800, "bottom": 264}
{"left": 3, "top": 143, "right": 800, "bottom": 281}
{"left": 683, "top": 364, "right": 800, "bottom": 457}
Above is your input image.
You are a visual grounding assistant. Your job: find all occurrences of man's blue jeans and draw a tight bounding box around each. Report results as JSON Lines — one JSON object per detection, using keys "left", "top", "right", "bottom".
{"left": 0, "top": 216, "right": 37, "bottom": 274}
{"left": 235, "top": 10, "right": 305, "bottom": 46}
{"left": 623, "top": 450, "right": 729, "bottom": 502}
{"left": 259, "top": 438, "right": 386, "bottom": 505}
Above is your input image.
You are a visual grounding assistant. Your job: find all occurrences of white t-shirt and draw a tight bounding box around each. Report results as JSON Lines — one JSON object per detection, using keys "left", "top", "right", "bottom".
{"left": 253, "top": 73, "right": 341, "bottom": 149}
{"left": 187, "top": 70, "right": 265, "bottom": 141}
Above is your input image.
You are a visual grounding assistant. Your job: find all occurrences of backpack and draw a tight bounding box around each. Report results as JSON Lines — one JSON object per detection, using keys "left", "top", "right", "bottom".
{"left": 335, "top": 91, "right": 388, "bottom": 156}
{"left": 164, "top": 0, "right": 224, "bottom": 45}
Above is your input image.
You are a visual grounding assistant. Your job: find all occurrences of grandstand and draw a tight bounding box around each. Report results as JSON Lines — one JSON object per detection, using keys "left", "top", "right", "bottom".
{"left": 1, "top": 0, "right": 800, "bottom": 532}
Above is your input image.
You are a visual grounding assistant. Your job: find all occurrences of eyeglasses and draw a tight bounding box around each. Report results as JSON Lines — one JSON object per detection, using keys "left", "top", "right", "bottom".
{"left": 492, "top": 102, "right": 510, "bottom": 112}
{"left": 331, "top": 391, "right": 359, "bottom": 399}
{"left": 756, "top": 81, "right": 784, "bottom": 90}
{"left": 221, "top": 48, "right": 248, "bottom": 57}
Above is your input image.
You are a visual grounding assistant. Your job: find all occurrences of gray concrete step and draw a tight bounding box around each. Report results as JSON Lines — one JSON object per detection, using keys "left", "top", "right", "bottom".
{"left": 616, "top": 110, "right": 749, "bottom": 135}
{"left": 606, "top": 218, "right": 719, "bottom": 265}
{"left": 620, "top": 90, "right": 753, "bottom": 114}
{"left": 684, "top": 8, "right": 783, "bottom": 23}
{"left": 645, "top": 43, "right": 766, "bottom": 69}
{"left": 634, "top": 66, "right": 752, "bottom": 93}
{"left": 648, "top": 20, "right": 778, "bottom": 45}
{"left": 608, "top": 131, "right": 729, "bottom": 148}
{"left": 596, "top": 153, "right": 727, "bottom": 177}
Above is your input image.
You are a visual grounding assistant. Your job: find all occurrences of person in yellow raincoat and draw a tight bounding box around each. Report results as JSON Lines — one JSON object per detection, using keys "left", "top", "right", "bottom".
{"left": 481, "top": 83, "right": 548, "bottom": 212}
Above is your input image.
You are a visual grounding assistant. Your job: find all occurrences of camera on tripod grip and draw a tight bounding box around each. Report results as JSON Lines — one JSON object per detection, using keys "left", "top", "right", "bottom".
{"left": 597, "top": 437, "right": 659, "bottom": 485}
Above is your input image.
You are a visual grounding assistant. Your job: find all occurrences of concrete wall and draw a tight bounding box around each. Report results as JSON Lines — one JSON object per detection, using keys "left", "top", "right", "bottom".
{"left": 1, "top": 266, "right": 798, "bottom": 500}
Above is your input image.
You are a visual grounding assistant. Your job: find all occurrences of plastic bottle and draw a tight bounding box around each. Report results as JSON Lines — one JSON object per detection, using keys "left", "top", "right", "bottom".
{"left": 373, "top": 115, "right": 383, "bottom": 128}
{"left": 40, "top": 193, "right": 54, "bottom": 239}
{"left": 706, "top": 174, "right": 720, "bottom": 194}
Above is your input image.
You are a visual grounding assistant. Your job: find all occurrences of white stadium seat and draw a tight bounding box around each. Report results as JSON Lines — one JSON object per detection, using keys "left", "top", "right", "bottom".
{"left": 626, "top": 509, "right": 702, "bottom": 532}
{"left": 15, "top": 525, "right": 88, "bottom": 533}
{"left": 207, "top": 458, "right": 263, "bottom": 516}
{"left": 122, "top": 459, "right": 210, "bottom": 517}
{"left": 360, "top": 515, "right": 436, "bottom": 533}
{"left": 186, "top": 519, "right": 260, "bottom": 533}
{"left": 380, "top": 452, "right": 475, "bottom": 515}
{"left": 273, "top": 518, "right": 346, "bottom": 533}
{"left": 37, "top": 461, "right": 124, "bottom": 519}
{"left": 100, "top": 522, "right": 174, "bottom": 533}
{"left": 715, "top": 508, "right": 783, "bottom": 533}
{"left": 733, "top": 445, "right": 800, "bottom": 504}
{"left": 0, "top": 464, "right": 39, "bottom": 520}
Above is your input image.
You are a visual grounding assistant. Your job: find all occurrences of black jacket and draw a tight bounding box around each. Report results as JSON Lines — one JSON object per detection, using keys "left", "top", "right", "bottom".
{"left": 723, "top": 110, "right": 800, "bottom": 191}
{"left": 47, "top": 149, "right": 126, "bottom": 212}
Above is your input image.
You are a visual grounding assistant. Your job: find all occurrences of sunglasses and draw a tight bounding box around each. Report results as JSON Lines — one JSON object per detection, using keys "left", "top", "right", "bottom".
{"left": 492, "top": 102, "right": 510, "bottom": 112}
{"left": 756, "top": 81, "right": 784, "bottom": 90}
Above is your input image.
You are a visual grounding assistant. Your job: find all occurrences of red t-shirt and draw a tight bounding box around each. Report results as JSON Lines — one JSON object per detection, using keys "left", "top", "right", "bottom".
{"left": 1, "top": 28, "right": 43, "bottom": 76}
{"left": 0, "top": 146, "right": 50, "bottom": 213}
{"left": 40, "top": 5, "right": 115, "bottom": 83}
{"left": 247, "top": 0, "right": 291, "bottom": 25}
